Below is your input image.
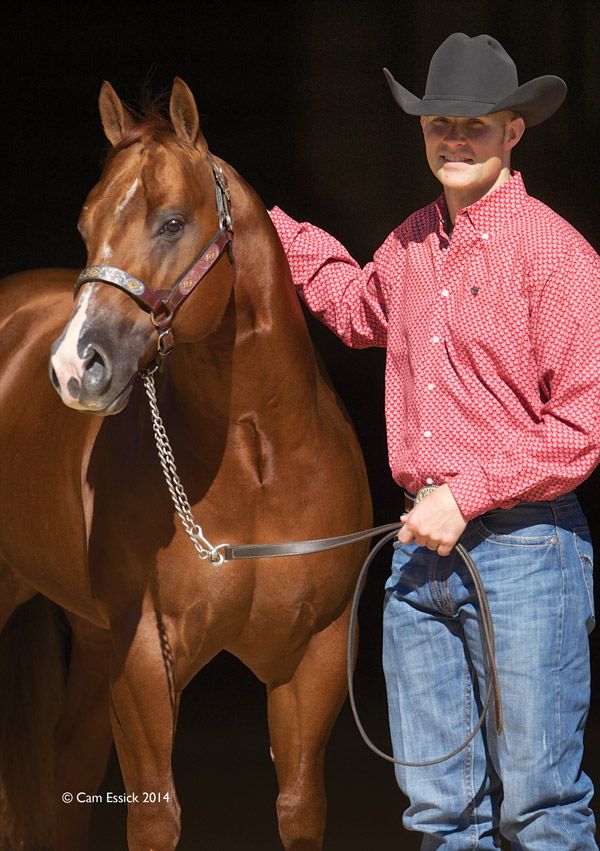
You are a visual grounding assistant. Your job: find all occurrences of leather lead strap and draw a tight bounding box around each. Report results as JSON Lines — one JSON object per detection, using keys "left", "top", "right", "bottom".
{"left": 221, "top": 522, "right": 401, "bottom": 561}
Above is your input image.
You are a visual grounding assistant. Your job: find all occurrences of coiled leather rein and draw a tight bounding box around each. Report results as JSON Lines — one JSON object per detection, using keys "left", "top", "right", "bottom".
{"left": 225, "top": 523, "right": 503, "bottom": 767}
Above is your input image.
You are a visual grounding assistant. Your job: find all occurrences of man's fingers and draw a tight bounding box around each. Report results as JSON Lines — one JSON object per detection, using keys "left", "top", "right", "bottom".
{"left": 396, "top": 513, "right": 413, "bottom": 542}
{"left": 396, "top": 528, "right": 414, "bottom": 543}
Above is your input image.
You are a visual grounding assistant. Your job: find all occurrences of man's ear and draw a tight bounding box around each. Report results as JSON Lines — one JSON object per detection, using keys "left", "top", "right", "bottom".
{"left": 505, "top": 115, "right": 525, "bottom": 151}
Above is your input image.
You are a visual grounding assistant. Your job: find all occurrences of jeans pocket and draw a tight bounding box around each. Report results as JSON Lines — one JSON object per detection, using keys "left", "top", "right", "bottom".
{"left": 473, "top": 513, "right": 557, "bottom": 547}
{"left": 392, "top": 540, "right": 420, "bottom": 555}
{"left": 574, "top": 525, "right": 595, "bottom": 633}
{"left": 387, "top": 541, "right": 422, "bottom": 591}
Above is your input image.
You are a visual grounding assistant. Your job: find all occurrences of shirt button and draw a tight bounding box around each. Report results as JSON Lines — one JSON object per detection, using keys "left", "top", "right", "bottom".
{"left": 480, "top": 232, "right": 489, "bottom": 240}
{"left": 426, "top": 477, "right": 434, "bottom": 485}
{"left": 423, "top": 430, "right": 432, "bottom": 438}
{"left": 427, "top": 383, "right": 435, "bottom": 391}
{"left": 441, "top": 288, "right": 449, "bottom": 297}
{"left": 432, "top": 335, "right": 440, "bottom": 343}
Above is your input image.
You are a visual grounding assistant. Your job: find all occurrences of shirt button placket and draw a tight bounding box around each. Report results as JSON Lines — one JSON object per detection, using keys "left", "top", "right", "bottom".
{"left": 426, "top": 279, "right": 449, "bottom": 402}
{"left": 424, "top": 261, "right": 449, "bottom": 460}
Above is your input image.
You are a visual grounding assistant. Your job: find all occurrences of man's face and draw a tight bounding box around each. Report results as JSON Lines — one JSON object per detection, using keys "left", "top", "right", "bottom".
{"left": 420, "top": 112, "right": 525, "bottom": 198}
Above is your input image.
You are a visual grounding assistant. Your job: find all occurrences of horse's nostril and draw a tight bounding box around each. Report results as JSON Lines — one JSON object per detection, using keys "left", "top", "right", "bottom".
{"left": 85, "top": 349, "right": 106, "bottom": 382}
{"left": 82, "top": 347, "right": 111, "bottom": 395}
{"left": 50, "top": 366, "right": 60, "bottom": 390}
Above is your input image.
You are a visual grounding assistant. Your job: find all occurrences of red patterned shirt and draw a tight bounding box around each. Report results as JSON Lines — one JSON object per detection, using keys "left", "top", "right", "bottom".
{"left": 270, "top": 172, "right": 600, "bottom": 519}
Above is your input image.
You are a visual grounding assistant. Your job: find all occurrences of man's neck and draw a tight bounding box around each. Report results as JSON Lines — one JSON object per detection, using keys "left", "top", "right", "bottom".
{"left": 444, "top": 166, "right": 512, "bottom": 223}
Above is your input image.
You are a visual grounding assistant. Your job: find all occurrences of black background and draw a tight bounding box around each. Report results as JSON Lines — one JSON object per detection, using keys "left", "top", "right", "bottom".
{"left": 2, "top": 1, "right": 599, "bottom": 848}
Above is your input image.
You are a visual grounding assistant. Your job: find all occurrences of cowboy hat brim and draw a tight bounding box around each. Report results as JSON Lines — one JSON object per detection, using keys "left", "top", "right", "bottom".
{"left": 383, "top": 67, "right": 567, "bottom": 127}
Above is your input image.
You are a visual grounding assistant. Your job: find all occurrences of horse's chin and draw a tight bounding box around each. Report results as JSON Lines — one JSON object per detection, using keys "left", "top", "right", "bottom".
{"left": 57, "top": 380, "right": 134, "bottom": 416}
{"left": 87, "top": 379, "right": 137, "bottom": 416}
{"left": 92, "top": 382, "right": 134, "bottom": 416}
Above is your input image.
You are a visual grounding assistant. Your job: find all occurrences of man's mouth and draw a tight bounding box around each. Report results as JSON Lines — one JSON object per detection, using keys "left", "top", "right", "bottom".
{"left": 441, "top": 155, "right": 473, "bottom": 163}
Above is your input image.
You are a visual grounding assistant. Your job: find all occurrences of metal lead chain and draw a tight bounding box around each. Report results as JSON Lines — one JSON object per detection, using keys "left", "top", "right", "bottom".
{"left": 141, "top": 368, "right": 227, "bottom": 566}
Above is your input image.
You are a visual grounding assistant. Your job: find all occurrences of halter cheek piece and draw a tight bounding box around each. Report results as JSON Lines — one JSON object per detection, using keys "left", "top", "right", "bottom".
{"left": 73, "top": 157, "right": 234, "bottom": 368}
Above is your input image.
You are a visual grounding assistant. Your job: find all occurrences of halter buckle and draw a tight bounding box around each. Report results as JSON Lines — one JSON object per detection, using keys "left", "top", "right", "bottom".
{"left": 157, "top": 328, "right": 175, "bottom": 356}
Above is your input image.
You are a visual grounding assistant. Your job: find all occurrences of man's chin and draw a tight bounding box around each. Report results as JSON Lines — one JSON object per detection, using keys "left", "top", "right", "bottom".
{"left": 436, "top": 163, "right": 477, "bottom": 187}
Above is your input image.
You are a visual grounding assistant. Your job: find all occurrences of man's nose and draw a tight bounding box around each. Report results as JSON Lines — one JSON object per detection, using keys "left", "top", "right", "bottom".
{"left": 443, "top": 123, "right": 466, "bottom": 143}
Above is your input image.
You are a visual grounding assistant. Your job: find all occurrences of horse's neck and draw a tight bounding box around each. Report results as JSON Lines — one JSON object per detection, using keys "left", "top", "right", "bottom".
{"left": 168, "top": 171, "right": 319, "bottom": 428}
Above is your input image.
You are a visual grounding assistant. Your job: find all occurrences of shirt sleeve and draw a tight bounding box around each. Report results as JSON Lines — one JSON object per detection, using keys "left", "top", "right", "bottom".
{"left": 449, "top": 244, "right": 600, "bottom": 519}
{"left": 269, "top": 206, "right": 390, "bottom": 349}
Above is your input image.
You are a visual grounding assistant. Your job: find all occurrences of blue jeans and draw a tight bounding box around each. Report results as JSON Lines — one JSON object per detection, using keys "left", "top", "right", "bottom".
{"left": 383, "top": 494, "right": 596, "bottom": 849}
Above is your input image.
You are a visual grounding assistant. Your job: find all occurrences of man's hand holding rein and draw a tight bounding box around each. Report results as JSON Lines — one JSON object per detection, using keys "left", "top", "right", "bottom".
{"left": 397, "top": 484, "right": 467, "bottom": 556}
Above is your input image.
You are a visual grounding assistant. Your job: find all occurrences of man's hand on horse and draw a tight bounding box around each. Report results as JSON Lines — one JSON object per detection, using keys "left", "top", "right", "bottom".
{"left": 397, "top": 484, "right": 467, "bottom": 556}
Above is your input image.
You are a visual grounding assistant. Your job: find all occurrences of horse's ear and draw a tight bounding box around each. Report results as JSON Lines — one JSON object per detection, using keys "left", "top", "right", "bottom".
{"left": 98, "top": 81, "right": 136, "bottom": 146}
{"left": 169, "top": 77, "right": 207, "bottom": 152}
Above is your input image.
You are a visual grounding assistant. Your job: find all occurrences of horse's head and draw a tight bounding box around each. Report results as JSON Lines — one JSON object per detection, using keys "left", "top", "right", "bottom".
{"left": 50, "top": 78, "right": 234, "bottom": 414}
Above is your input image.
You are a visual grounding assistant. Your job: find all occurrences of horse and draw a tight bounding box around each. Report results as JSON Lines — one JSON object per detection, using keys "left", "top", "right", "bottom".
{"left": 0, "top": 78, "right": 372, "bottom": 850}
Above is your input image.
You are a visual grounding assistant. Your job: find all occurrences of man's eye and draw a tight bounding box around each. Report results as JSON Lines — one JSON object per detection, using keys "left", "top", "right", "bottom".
{"left": 159, "top": 219, "right": 185, "bottom": 235}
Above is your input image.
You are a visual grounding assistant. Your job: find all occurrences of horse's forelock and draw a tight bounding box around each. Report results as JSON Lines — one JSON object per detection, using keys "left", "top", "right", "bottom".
{"left": 104, "top": 118, "right": 170, "bottom": 162}
{"left": 104, "top": 96, "right": 194, "bottom": 166}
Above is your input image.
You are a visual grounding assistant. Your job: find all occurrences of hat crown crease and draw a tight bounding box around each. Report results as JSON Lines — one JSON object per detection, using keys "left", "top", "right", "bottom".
{"left": 383, "top": 31, "right": 567, "bottom": 127}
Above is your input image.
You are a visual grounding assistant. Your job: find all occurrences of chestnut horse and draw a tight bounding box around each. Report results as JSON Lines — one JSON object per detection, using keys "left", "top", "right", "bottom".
{"left": 0, "top": 79, "right": 371, "bottom": 850}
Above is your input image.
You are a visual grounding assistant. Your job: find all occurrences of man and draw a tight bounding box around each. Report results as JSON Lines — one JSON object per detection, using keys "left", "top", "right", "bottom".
{"left": 269, "top": 33, "right": 600, "bottom": 849}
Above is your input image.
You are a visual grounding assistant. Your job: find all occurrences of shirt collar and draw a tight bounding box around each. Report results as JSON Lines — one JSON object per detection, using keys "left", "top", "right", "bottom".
{"left": 434, "top": 171, "right": 529, "bottom": 234}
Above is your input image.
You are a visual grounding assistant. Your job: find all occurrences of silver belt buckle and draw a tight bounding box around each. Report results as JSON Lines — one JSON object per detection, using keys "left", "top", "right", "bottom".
{"left": 415, "top": 484, "right": 438, "bottom": 504}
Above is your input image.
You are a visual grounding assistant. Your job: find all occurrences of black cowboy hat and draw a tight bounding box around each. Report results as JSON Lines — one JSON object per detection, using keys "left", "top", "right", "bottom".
{"left": 384, "top": 33, "right": 566, "bottom": 127}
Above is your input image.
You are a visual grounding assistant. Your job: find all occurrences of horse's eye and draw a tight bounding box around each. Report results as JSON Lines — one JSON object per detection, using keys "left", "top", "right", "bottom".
{"left": 159, "top": 219, "right": 185, "bottom": 236}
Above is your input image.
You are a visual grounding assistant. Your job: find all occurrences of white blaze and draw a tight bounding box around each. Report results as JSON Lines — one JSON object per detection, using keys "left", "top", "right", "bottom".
{"left": 50, "top": 285, "right": 95, "bottom": 403}
{"left": 115, "top": 178, "right": 139, "bottom": 216}
{"left": 99, "top": 242, "right": 113, "bottom": 262}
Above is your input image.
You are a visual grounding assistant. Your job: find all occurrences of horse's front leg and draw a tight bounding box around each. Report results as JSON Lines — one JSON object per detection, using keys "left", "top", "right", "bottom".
{"left": 267, "top": 604, "right": 352, "bottom": 850}
{"left": 55, "top": 614, "right": 113, "bottom": 851}
{"left": 110, "top": 608, "right": 182, "bottom": 851}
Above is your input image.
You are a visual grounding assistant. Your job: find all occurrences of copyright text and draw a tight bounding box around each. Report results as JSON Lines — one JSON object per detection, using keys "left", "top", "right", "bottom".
{"left": 61, "top": 791, "right": 170, "bottom": 804}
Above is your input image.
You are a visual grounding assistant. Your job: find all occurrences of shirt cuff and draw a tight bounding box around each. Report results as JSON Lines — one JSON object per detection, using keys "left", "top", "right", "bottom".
{"left": 268, "top": 206, "right": 303, "bottom": 254}
{"left": 447, "top": 464, "right": 495, "bottom": 520}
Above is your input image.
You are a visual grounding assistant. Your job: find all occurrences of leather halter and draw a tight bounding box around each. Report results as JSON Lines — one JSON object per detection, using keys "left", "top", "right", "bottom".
{"left": 74, "top": 157, "right": 234, "bottom": 367}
